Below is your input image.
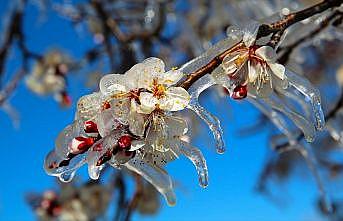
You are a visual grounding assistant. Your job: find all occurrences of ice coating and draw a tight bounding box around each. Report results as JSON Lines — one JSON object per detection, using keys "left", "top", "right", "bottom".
{"left": 179, "top": 140, "right": 209, "bottom": 187}
{"left": 248, "top": 97, "right": 296, "bottom": 142}
{"left": 41, "top": 17, "right": 329, "bottom": 210}
{"left": 76, "top": 92, "right": 102, "bottom": 122}
{"left": 326, "top": 109, "right": 343, "bottom": 144}
{"left": 44, "top": 150, "right": 87, "bottom": 182}
{"left": 179, "top": 37, "right": 241, "bottom": 75}
{"left": 285, "top": 69, "right": 325, "bottom": 131}
{"left": 87, "top": 133, "right": 119, "bottom": 179}
{"left": 263, "top": 95, "right": 316, "bottom": 142}
{"left": 125, "top": 157, "right": 176, "bottom": 206}
{"left": 187, "top": 74, "right": 226, "bottom": 153}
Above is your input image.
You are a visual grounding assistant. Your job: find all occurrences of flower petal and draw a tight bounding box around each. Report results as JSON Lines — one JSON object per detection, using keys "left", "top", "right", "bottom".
{"left": 110, "top": 97, "right": 131, "bottom": 124}
{"left": 159, "top": 87, "right": 190, "bottom": 111}
{"left": 99, "top": 74, "right": 130, "bottom": 95}
{"left": 142, "top": 57, "right": 166, "bottom": 76}
{"left": 248, "top": 65, "right": 273, "bottom": 98}
{"left": 129, "top": 101, "right": 146, "bottom": 136}
{"left": 269, "top": 63, "right": 286, "bottom": 80}
{"left": 76, "top": 92, "right": 102, "bottom": 122}
{"left": 164, "top": 116, "right": 188, "bottom": 136}
{"left": 136, "top": 57, "right": 166, "bottom": 89}
{"left": 96, "top": 109, "right": 122, "bottom": 137}
{"left": 248, "top": 60, "right": 259, "bottom": 83}
{"left": 222, "top": 52, "right": 242, "bottom": 75}
{"left": 138, "top": 92, "right": 158, "bottom": 114}
{"left": 125, "top": 62, "right": 146, "bottom": 88}
{"left": 158, "top": 69, "right": 184, "bottom": 86}
{"left": 255, "top": 46, "right": 277, "bottom": 62}
{"left": 129, "top": 140, "right": 145, "bottom": 151}
{"left": 242, "top": 23, "right": 259, "bottom": 47}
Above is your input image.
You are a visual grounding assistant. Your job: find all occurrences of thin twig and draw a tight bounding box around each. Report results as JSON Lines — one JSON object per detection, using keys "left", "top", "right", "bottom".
{"left": 0, "top": 70, "right": 26, "bottom": 105}
{"left": 277, "top": 10, "right": 343, "bottom": 64}
{"left": 256, "top": 0, "right": 343, "bottom": 39}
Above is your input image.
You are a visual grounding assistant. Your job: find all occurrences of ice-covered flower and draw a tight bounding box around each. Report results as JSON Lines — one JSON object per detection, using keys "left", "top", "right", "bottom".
{"left": 212, "top": 26, "right": 287, "bottom": 99}
{"left": 44, "top": 58, "right": 207, "bottom": 206}
{"left": 100, "top": 57, "right": 190, "bottom": 114}
{"left": 220, "top": 45, "right": 286, "bottom": 98}
{"left": 209, "top": 25, "right": 325, "bottom": 142}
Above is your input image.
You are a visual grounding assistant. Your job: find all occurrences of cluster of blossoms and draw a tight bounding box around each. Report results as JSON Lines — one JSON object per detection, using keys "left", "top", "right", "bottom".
{"left": 27, "top": 182, "right": 112, "bottom": 221}
{"left": 44, "top": 57, "right": 208, "bottom": 205}
{"left": 25, "top": 51, "right": 72, "bottom": 107}
{"left": 44, "top": 23, "right": 326, "bottom": 205}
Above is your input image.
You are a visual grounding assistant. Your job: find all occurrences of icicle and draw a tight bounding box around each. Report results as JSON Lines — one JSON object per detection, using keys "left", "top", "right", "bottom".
{"left": 188, "top": 102, "right": 225, "bottom": 154}
{"left": 187, "top": 75, "right": 225, "bottom": 153}
{"left": 87, "top": 133, "right": 121, "bottom": 179}
{"left": 59, "top": 171, "right": 76, "bottom": 183}
{"left": 275, "top": 86, "right": 313, "bottom": 120}
{"left": 263, "top": 95, "right": 316, "bottom": 142}
{"left": 326, "top": 109, "right": 343, "bottom": 144}
{"left": 179, "top": 140, "right": 209, "bottom": 187}
{"left": 124, "top": 157, "right": 176, "bottom": 206}
{"left": 248, "top": 97, "right": 296, "bottom": 142}
{"left": 285, "top": 70, "right": 325, "bottom": 131}
{"left": 44, "top": 150, "right": 87, "bottom": 180}
{"left": 54, "top": 122, "right": 83, "bottom": 158}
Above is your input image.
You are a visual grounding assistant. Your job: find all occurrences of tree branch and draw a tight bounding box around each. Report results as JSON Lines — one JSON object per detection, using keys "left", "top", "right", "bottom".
{"left": 278, "top": 10, "right": 343, "bottom": 64}
{"left": 177, "top": 1, "right": 342, "bottom": 90}
{"left": 178, "top": 41, "right": 244, "bottom": 90}
{"left": 256, "top": 0, "right": 343, "bottom": 39}
{"left": 0, "top": 70, "right": 26, "bottom": 105}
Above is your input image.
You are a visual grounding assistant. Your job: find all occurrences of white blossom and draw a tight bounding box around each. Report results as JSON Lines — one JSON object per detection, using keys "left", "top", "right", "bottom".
{"left": 100, "top": 57, "right": 190, "bottom": 114}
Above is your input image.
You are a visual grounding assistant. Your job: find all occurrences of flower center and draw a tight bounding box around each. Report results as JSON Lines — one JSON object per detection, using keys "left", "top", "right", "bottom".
{"left": 129, "top": 89, "right": 141, "bottom": 103}
{"left": 234, "top": 55, "right": 247, "bottom": 67}
{"left": 152, "top": 78, "right": 166, "bottom": 99}
{"left": 102, "top": 101, "right": 111, "bottom": 110}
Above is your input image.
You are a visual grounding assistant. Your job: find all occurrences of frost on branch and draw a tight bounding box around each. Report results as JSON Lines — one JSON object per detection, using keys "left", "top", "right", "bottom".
{"left": 44, "top": 57, "right": 208, "bottom": 206}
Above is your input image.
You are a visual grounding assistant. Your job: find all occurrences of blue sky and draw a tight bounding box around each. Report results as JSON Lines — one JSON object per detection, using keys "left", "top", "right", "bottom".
{"left": 0, "top": 1, "right": 325, "bottom": 220}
